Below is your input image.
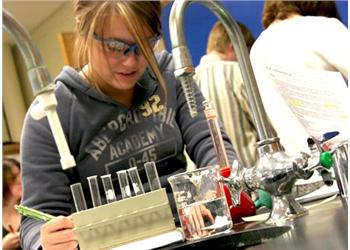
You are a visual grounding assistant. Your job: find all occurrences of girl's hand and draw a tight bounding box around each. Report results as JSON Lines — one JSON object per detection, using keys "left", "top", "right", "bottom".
{"left": 40, "top": 216, "right": 78, "bottom": 250}
{"left": 188, "top": 204, "right": 215, "bottom": 238}
{"left": 2, "top": 231, "right": 21, "bottom": 250}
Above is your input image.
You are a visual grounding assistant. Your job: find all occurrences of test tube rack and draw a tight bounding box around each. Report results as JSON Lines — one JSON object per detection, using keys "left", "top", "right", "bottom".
{"left": 71, "top": 188, "right": 176, "bottom": 250}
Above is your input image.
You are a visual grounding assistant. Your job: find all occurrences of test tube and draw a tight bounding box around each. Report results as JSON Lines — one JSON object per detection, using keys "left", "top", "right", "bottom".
{"left": 117, "top": 170, "right": 132, "bottom": 199}
{"left": 87, "top": 175, "right": 102, "bottom": 207}
{"left": 144, "top": 161, "right": 161, "bottom": 191}
{"left": 127, "top": 167, "right": 145, "bottom": 195}
{"left": 203, "top": 100, "right": 231, "bottom": 168}
{"left": 101, "top": 174, "right": 117, "bottom": 203}
{"left": 70, "top": 183, "right": 88, "bottom": 212}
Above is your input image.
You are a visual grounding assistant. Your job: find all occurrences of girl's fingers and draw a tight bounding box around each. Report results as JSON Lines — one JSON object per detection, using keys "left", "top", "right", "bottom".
{"left": 40, "top": 216, "right": 78, "bottom": 250}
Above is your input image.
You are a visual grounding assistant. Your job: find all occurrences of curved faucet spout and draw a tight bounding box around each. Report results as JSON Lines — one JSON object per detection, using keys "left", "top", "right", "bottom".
{"left": 3, "top": 9, "right": 76, "bottom": 170}
{"left": 169, "top": 0, "right": 275, "bottom": 140}
{"left": 3, "top": 9, "right": 52, "bottom": 95}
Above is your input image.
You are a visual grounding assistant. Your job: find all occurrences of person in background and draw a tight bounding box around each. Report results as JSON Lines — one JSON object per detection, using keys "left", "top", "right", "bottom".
{"left": 194, "top": 21, "right": 259, "bottom": 168}
{"left": 3, "top": 158, "right": 22, "bottom": 250}
{"left": 250, "top": 0, "right": 348, "bottom": 155}
{"left": 20, "top": 1, "right": 237, "bottom": 249}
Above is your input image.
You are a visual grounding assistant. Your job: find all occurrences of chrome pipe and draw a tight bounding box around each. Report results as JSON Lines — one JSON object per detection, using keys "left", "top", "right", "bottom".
{"left": 3, "top": 9, "right": 76, "bottom": 169}
{"left": 3, "top": 9, "right": 53, "bottom": 95}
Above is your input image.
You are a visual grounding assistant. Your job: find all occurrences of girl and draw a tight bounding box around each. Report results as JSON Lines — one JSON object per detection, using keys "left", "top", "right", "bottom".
{"left": 3, "top": 158, "right": 22, "bottom": 250}
{"left": 20, "top": 1, "right": 236, "bottom": 249}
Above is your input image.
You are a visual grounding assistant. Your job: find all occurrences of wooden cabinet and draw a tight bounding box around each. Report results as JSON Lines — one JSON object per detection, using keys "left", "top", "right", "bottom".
{"left": 57, "top": 32, "right": 76, "bottom": 66}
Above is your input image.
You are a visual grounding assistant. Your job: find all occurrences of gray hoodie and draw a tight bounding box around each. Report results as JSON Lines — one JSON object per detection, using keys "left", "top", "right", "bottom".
{"left": 20, "top": 50, "right": 236, "bottom": 249}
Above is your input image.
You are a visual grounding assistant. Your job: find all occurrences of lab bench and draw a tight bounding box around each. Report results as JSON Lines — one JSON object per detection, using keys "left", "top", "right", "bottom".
{"left": 158, "top": 196, "right": 347, "bottom": 250}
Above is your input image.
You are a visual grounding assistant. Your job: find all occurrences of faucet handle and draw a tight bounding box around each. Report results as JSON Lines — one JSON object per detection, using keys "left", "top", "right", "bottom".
{"left": 319, "top": 151, "right": 333, "bottom": 169}
{"left": 300, "top": 136, "right": 335, "bottom": 186}
{"left": 303, "top": 150, "right": 333, "bottom": 172}
{"left": 306, "top": 136, "right": 334, "bottom": 171}
{"left": 219, "top": 176, "right": 243, "bottom": 206}
{"left": 322, "top": 131, "right": 340, "bottom": 142}
{"left": 219, "top": 167, "right": 244, "bottom": 206}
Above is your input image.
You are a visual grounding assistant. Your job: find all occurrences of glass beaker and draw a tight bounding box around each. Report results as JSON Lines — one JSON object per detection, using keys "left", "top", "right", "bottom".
{"left": 333, "top": 141, "right": 348, "bottom": 200}
{"left": 168, "top": 166, "right": 232, "bottom": 241}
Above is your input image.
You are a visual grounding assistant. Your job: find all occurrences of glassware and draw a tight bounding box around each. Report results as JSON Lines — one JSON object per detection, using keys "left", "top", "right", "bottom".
{"left": 168, "top": 166, "right": 232, "bottom": 240}
{"left": 87, "top": 175, "right": 102, "bottom": 207}
{"left": 203, "top": 100, "right": 230, "bottom": 168}
{"left": 127, "top": 167, "right": 145, "bottom": 195}
{"left": 70, "top": 183, "right": 88, "bottom": 211}
{"left": 333, "top": 141, "right": 348, "bottom": 200}
{"left": 101, "top": 174, "right": 117, "bottom": 203}
{"left": 117, "top": 170, "right": 132, "bottom": 199}
{"left": 144, "top": 161, "right": 161, "bottom": 191}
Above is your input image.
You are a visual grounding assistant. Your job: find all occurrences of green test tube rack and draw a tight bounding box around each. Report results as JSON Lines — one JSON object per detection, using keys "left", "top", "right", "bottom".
{"left": 71, "top": 188, "right": 177, "bottom": 250}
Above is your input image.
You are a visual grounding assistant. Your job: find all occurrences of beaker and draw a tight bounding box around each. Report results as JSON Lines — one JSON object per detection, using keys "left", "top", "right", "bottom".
{"left": 101, "top": 174, "right": 117, "bottom": 203}
{"left": 168, "top": 166, "right": 232, "bottom": 240}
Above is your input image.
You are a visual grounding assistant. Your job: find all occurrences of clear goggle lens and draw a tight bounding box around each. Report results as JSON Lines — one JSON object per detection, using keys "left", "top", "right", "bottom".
{"left": 93, "top": 32, "right": 161, "bottom": 57}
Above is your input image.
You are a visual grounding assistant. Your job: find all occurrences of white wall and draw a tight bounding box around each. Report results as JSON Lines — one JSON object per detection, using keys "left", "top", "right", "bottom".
{"left": 31, "top": 2, "right": 75, "bottom": 78}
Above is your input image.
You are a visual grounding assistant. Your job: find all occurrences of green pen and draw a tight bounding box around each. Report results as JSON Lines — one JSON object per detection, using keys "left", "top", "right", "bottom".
{"left": 15, "top": 205, "right": 56, "bottom": 222}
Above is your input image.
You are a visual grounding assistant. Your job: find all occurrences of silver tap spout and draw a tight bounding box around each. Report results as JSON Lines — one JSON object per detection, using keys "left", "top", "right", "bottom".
{"left": 169, "top": 0, "right": 274, "bottom": 140}
{"left": 3, "top": 9, "right": 52, "bottom": 95}
{"left": 3, "top": 9, "right": 76, "bottom": 170}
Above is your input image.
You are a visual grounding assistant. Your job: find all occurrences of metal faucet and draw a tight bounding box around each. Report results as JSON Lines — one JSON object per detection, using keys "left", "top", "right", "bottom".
{"left": 3, "top": 9, "right": 75, "bottom": 170}
{"left": 169, "top": 0, "right": 334, "bottom": 223}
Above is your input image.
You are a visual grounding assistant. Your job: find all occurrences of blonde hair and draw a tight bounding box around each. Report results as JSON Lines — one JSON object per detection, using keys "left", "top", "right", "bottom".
{"left": 206, "top": 21, "right": 230, "bottom": 54}
{"left": 206, "top": 21, "right": 255, "bottom": 53}
{"left": 73, "top": 1, "right": 167, "bottom": 97}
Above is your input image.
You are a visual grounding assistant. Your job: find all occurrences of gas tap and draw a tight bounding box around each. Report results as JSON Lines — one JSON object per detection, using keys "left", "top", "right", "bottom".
{"left": 219, "top": 137, "right": 334, "bottom": 223}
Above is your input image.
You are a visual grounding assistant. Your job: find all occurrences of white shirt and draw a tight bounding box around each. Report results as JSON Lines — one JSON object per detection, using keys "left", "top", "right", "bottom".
{"left": 250, "top": 16, "right": 349, "bottom": 155}
{"left": 195, "top": 54, "right": 258, "bottom": 167}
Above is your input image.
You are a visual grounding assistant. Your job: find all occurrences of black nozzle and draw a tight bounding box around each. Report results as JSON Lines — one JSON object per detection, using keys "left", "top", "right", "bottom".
{"left": 318, "top": 169, "right": 334, "bottom": 186}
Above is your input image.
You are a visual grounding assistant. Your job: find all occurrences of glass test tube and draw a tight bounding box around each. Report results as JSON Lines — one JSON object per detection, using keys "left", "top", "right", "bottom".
{"left": 127, "top": 167, "right": 145, "bottom": 195}
{"left": 117, "top": 170, "right": 132, "bottom": 199}
{"left": 203, "top": 100, "right": 230, "bottom": 168}
{"left": 101, "top": 174, "right": 117, "bottom": 203}
{"left": 87, "top": 175, "right": 102, "bottom": 207}
{"left": 70, "top": 183, "right": 88, "bottom": 212}
{"left": 144, "top": 161, "right": 161, "bottom": 191}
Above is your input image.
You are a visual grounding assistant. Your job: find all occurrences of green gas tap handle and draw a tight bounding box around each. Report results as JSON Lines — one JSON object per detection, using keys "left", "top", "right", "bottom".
{"left": 320, "top": 151, "right": 333, "bottom": 169}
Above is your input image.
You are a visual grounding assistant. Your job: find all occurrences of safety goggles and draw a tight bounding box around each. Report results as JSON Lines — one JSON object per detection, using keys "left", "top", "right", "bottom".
{"left": 93, "top": 32, "right": 161, "bottom": 57}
